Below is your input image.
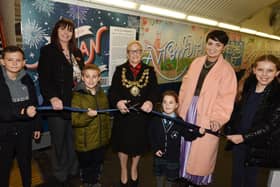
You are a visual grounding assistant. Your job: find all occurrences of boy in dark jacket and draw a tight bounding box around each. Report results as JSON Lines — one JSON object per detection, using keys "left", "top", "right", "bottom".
{"left": 0, "top": 46, "right": 41, "bottom": 187}
{"left": 72, "top": 64, "right": 111, "bottom": 187}
{"left": 149, "top": 91, "right": 204, "bottom": 187}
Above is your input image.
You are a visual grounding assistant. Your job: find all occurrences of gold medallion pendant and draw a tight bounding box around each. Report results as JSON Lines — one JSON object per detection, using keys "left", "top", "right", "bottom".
{"left": 121, "top": 67, "right": 150, "bottom": 97}
{"left": 130, "top": 86, "right": 140, "bottom": 96}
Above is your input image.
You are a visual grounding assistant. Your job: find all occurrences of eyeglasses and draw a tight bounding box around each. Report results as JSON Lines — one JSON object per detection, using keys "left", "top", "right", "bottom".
{"left": 128, "top": 49, "right": 142, "bottom": 55}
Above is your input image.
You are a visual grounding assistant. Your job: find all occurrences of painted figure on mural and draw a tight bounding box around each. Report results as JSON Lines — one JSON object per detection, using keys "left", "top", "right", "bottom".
{"left": 178, "top": 30, "right": 237, "bottom": 187}
{"left": 38, "top": 18, "right": 84, "bottom": 185}
{"left": 108, "top": 40, "right": 159, "bottom": 187}
{"left": 270, "top": 3, "right": 280, "bottom": 36}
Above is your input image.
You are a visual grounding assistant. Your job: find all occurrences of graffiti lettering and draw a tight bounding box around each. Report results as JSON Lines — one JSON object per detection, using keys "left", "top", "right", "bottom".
{"left": 79, "top": 26, "right": 108, "bottom": 64}
{"left": 143, "top": 35, "right": 203, "bottom": 66}
{"left": 143, "top": 35, "right": 203, "bottom": 80}
{"left": 224, "top": 41, "right": 244, "bottom": 66}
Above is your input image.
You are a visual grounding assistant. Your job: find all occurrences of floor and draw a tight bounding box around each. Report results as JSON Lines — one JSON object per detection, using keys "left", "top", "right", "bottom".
{"left": 10, "top": 160, "right": 42, "bottom": 187}
{"left": 10, "top": 139, "right": 270, "bottom": 187}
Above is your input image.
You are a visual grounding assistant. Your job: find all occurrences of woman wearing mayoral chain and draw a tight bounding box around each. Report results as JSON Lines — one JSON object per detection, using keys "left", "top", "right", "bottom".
{"left": 109, "top": 40, "right": 159, "bottom": 187}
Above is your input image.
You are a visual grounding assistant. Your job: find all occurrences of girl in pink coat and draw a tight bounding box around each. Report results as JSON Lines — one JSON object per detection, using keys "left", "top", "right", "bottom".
{"left": 178, "top": 30, "right": 237, "bottom": 186}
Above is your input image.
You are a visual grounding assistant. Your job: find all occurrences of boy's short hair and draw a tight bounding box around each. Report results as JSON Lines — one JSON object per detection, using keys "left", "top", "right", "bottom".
{"left": 82, "top": 64, "right": 101, "bottom": 76}
{"left": 206, "top": 30, "right": 229, "bottom": 46}
{"left": 161, "top": 90, "right": 178, "bottom": 103}
{"left": 2, "top": 45, "right": 25, "bottom": 59}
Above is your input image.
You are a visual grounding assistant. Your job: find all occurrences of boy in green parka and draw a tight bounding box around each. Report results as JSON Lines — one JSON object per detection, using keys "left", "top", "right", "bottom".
{"left": 72, "top": 64, "right": 111, "bottom": 187}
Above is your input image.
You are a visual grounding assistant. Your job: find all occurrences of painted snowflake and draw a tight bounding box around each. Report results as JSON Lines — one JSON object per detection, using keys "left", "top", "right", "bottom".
{"left": 32, "top": 0, "right": 55, "bottom": 16}
{"left": 67, "top": 5, "right": 89, "bottom": 23}
{"left": 127, "top": 16, "right": 139, "bottom": 29}
{"left": 22, "top": 19, "right": 47, "bottom": 49}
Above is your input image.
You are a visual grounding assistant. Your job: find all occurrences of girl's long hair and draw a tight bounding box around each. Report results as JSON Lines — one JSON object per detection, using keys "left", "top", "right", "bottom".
{"left": 236, "top": 54, "right": 280, "bottom": 101}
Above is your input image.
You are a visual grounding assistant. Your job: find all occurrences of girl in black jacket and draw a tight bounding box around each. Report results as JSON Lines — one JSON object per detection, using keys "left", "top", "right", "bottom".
{"left": 226, "top": 54, "right": 280, "bottom": 187}
{"left": 149, "top": 91, "right": 204, "bottom": 187}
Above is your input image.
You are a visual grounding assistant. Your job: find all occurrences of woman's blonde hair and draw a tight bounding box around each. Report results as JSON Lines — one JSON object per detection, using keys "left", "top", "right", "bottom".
{"left": 126, "top": 40, "right": 143, "bottom": 53}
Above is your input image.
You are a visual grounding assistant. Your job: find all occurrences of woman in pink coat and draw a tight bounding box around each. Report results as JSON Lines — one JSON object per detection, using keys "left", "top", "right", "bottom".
{"left": 178, "top": 30, "right": 237, "bottom": 186}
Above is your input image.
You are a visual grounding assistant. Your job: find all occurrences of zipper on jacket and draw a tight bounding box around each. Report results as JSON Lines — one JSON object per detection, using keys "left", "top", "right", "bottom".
{"left": 61, "top": 62, "right": 64, "bottom": 98}
{"left": 94, "top": 94, "right": 102, "bottom": 145}
{"left": 84, "top": 128, "right": 87, "bottom": 148}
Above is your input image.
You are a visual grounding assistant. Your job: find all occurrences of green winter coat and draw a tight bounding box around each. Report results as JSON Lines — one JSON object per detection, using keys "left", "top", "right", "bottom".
{"left": 72, "top": 86, "right": 111, "bottom": 152}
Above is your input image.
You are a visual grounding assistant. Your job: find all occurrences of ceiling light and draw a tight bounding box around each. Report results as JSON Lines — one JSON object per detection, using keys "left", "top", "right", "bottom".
{"left": 255, "top": 31, "right": 271, "bottom": 38}
{"left": 93, "top": 0, "right": 137, "bottom": 9}
{"left": 218, "top": 22, "right": 240, "bottom": 31}
{"left": 80, "top": 0, "right": 280, "bottom": 41}
{"left": 240, "top": 28, "right": 257, "bottom": 35}
{"left": 139, "top": 5, "right": 186, "bottom": 19}
{"left": 267, "top": 35, "right": 280, "bottom": 40}
{"left": 187, "top": 15, "right": 218, "bottom": 26}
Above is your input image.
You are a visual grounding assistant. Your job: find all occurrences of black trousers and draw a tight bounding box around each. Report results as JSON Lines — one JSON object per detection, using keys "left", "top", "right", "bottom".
{"left": 76, "top": 146, "right": 106, "bottom": 184}
{"left": 232, "top": 145, "right": 258, "bottom": 187}
{"left": 0, "top": 126, "right": 32, "bottom": 187}
{"left": 48, "top": 117, "right": 78, "bottom": 182}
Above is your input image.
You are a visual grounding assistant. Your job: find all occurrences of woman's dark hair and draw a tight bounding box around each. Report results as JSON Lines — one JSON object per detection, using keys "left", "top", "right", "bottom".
{"left": 206, "top": 30, "right": 229, "bottom": 46}
{"left": 236, "top": 54, "right": 280, "bottom": 101}
{"left": 51, "top": 18, "right": 77, "bottom": 52}
{"left": 2, "top": 45, "right": 25, "bottom": 59}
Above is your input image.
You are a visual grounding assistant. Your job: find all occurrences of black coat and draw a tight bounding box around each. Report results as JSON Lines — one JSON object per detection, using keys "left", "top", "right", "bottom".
{"left": 149, "top": 115, "right": 202, "bottom": 161}
{"left": 0, "top": 69, "right": 41, "bottom": 132}
{"left": 226, "top": 76, "right": 280, "bottom": 168}
{"left": 38, "top": 43, "right": 84, "bottom": 119}
{"left": 108, "top": 62, "right": 159, "bottom": 155}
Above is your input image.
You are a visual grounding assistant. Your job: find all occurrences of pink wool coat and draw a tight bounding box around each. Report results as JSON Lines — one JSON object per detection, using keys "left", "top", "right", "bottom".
{"left": 178, "top": 55, "right": 237, "bottom": 176}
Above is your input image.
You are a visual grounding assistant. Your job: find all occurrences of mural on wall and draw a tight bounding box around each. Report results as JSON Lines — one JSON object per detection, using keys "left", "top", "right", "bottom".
{"left": 270, "top": 2, "right": 280, "bottom": 36}
{"left": 139, "top": 17, "right": 246, "bottom": 83}
{"left": 21, "top": 0, "right": 280, "bottom": 87}
{"left": 21, "top": 0, "right": 139, "bottom": 89}
{"left": 241, "top": 35, "right": 280, "bottom": 71}
{"left": 224, "top": 32, "right": 244, "bottom": 68}
{"left": 140, "top": 17, "right": 280, "bottom": 83}
{"left": 140, "top": 17, "right": 205, "bottom": 83}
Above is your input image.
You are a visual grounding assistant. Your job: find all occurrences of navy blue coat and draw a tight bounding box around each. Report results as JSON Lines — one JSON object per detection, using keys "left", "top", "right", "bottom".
{"left": 149, "top": 115, "right": 202, "bottom": 161}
